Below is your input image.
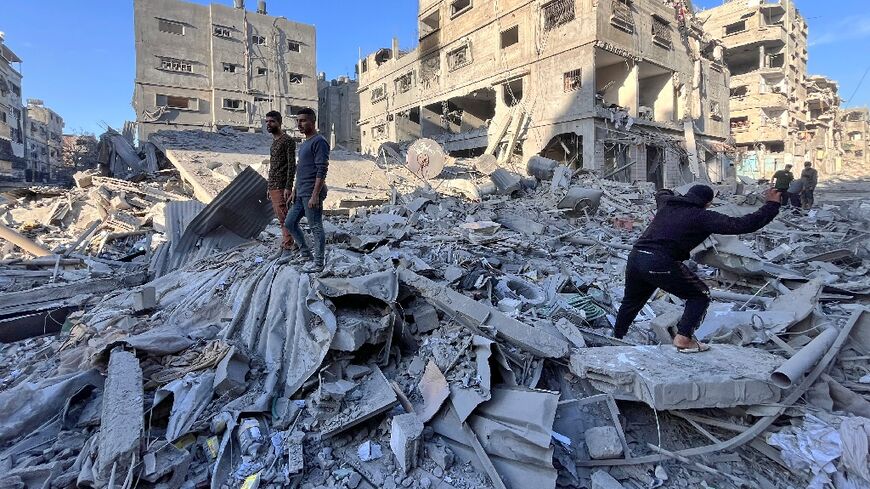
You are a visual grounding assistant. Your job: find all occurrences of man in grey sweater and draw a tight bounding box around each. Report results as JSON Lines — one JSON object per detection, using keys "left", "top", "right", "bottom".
{"left": 284, "top": 108, "right": 329, "bottom": 272}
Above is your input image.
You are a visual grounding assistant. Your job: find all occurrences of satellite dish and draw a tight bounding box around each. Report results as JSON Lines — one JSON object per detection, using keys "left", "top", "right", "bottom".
{"left": 406, "top": 138, "right": 447, "bottom": 180}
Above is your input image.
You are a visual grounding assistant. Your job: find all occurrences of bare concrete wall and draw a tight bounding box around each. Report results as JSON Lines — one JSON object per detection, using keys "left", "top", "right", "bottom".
{"left": 134, "top": 0, "right": 317, "bottom": 140}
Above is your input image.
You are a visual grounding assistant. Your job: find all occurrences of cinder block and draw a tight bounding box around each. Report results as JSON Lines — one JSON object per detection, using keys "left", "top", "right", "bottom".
{"left": 390, "top": 414, "right": 423, "bottom": 474}
{"left": 133, "top": 287, "right": 156, "bottom": 312}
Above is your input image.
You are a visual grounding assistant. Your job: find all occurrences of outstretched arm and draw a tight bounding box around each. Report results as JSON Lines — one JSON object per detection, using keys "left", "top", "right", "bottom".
{"left": 701, "top": 188, "right": 781, "bottom": 235}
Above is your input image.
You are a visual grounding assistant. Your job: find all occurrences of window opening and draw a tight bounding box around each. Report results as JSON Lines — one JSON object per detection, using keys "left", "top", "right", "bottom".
{"left": 501, "top": 26, "right": 519, "bottom": 48}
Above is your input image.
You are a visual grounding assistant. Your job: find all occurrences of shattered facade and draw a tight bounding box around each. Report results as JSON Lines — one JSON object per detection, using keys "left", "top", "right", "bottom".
{"left": 317, "top": 73, "right": 362, "bottom": 152}
{"left": 841, "top": 108, "right": 869, "bottom": 174}
{"left": 132, "top": 0, "right": 318, "bottom": 141}
{"left": 802, "top": 75, "right": 844, "bottom": 176}
{"left": 0, "top": 35, "right": 25, "bottom": 181}
{"left": 703, "top": 0, "right": 809, "bottom": 176}
{"left": 357, "top": 0, "right": 732, "bottom": 187}
{"left": 24, "top": 99, "right": 64, "bottom": 183}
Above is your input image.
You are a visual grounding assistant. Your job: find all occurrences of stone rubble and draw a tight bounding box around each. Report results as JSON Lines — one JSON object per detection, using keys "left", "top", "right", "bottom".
{"left": 0, "top": 133, "right": 869, "bottom": 489}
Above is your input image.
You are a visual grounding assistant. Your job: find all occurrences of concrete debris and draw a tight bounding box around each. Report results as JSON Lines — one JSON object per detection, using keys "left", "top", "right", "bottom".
{"left": 591, "top": 470, "right": 626, "bottom": 489}
{"left": 1, "top": 128, "right": 869, "bottom": 489}
{"left": 390, "top": 414, "right": 424, "bottom": 474}
{"left": 96, "top": 348, "right": 143, "bottom": 482}
{"left": 585, "top": 426, "right": 625, "bottom": 460}
{"left": 569, "top": 345, "right": 783, "bottom": 410}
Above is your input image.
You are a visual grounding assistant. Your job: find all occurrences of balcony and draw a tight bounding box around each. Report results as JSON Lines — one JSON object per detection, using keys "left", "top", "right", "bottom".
{"left": 733, "top": 125, "right": 787, "bottom": 145}
{"left": 721, "top": 26, "right": 786, "bottom": 50}
{"left": 731, "top": 91, "right": 788, "bottom": 111}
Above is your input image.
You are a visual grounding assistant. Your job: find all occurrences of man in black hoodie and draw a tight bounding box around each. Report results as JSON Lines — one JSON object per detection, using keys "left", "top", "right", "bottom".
{"left": 613, "top": 185, "right": 782, "bottom": 352}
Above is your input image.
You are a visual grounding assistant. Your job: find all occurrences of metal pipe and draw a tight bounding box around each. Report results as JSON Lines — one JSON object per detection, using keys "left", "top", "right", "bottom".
{"left": 771, "top": 327, "right": 838, "bottom": 388}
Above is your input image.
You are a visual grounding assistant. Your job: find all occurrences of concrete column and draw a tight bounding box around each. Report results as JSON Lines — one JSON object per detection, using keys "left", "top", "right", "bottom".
{"left": 624, "top": 63, "right": 639, "bottom": 117}
{"left": 759, "top": 45, "right": 766, "bottom": 69}
{"left": 580, "top": 121, "right": 597, "bottom": 171}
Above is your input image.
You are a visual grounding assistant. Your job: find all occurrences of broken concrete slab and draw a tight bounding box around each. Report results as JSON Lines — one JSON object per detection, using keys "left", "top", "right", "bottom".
{"left": 213, "top": 346, "right": 250, "bottom": 397}
{"left": 97, "top": 348, "right": 143, "bottom": 481}
{"left": 584, "top": 426, "right": 624, "bottom": 460}
{"left": 142, "top": 442, "right": 192, "bottom": 485}
{"left": 390, "top": 413, "right": 424, "bottom": 474}
{"left": 319, "top": 366, "right": 398, "bottom": 438}
{"left": 591, "top": 470, "right": 626, "bottom": 489}
{"left": 399, "top": 269, "right": 569, "bottom": 359}
{"left": 417, "top": 361, "right": 450, "bottom": 423}
{"left": 431, "top": 387, "right": 559, "bottom": 489}
{"left": 569, "top": 345, "right": 784, "bottom": 410}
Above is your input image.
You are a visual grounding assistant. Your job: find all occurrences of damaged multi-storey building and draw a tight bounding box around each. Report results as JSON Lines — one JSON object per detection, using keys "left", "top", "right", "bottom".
{"left": 132, "top": 0, "right": 318, "bottom": 141}
{"left": 318, "top": 73, "right": 361, "bottom": 152}
{"left": 841, "top": 108, "right": 869, "bottom": 174}
{"left": 802, "top": 75, "right": 843, "bottom": 174}
{"left": 0, "top": 33, "right": 25, "bottom": 182}
{"left": 24, "top": 99, "right": 64, "bottom": 183}
{"left": 702, "top": 0, "right": 809, "bottom": 176}
{"left": 357, "top": 0, "right": 732, "bottom": 188}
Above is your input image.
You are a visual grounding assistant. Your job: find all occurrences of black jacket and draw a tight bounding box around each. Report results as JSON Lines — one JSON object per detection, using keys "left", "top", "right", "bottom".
{"left": 634, "top": 195, "right": 781, "bottom": 261}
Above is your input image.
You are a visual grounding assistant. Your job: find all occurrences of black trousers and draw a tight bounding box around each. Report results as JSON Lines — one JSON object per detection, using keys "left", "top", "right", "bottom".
{"left": 614, "top": 250, "right": 711, "bottom": 339}
{"left": 789, "top": 191, "right": 802, "bottom": 208}
{"left": 779, "top": 190, "right": 790, "bottom": 206}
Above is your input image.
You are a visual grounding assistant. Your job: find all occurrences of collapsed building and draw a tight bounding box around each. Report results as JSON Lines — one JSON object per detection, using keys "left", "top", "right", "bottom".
{"left": 132, "top": 0, "right": 318, "bottom": 141}
{"left": 1, "top": 126, "right": 870, "bottom": 489}
{"left": 357, "top": 0, "right": 732, "bottom": 188}
{"left": 702, "top": 0, "right": 809, "bottom": 176}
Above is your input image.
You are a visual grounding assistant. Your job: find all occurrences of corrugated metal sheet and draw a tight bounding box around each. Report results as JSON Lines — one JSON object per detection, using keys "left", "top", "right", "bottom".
{"left": 165, "top": 200, "right": 207, "bottom": 249}
{"left": 170, "top": 167, "right": 273, "bottom": 269}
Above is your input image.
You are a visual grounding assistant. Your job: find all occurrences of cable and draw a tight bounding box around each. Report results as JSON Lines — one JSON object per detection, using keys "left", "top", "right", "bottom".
{"left": 845, "top": 65, "right": 869, "bottom": 105}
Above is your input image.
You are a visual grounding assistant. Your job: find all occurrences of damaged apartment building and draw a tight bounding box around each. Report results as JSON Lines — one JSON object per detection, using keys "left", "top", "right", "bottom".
{"left": 357, "top": 0, "right": 732, "bottom": 188}
{"left": 841, "top": 107, "right": 869, "bottom": 173}
{"left": 24, "top": 99, "right": 64, "bottom": 183}
{"left": 318, "top": 73, "right": 361, "bottom": 152}
{"left": 0, "top": 33, "right": 25, "bottom": 182}
{"left": 133, "top": 0, "right": 318, "bottom": 141}
{"left": 702, "top": 0, "right": 809, "bottom": 176}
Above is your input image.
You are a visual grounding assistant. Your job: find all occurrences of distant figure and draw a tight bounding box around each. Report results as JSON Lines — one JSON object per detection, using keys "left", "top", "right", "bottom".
{"left": 613, "top": 185, "right": 782, "bottom": 352}
{"left": 787, "top": 176, "right": 804, "bottom": 208}
{"left": 265, "top": 110, "right": 296, "bottom": 259}
{"left": 771, "top": 164, "right": 794, "bottom": 205}
{"left": 801, "top": 161, "right": 819, "bottom": 209}
{"left": 284, "top": 107, "right": 329, "bottom": 273}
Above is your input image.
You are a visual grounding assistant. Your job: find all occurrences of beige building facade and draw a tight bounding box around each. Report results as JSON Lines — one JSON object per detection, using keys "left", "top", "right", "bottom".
{"left": 25, "top": 99, "right": 64, "bottom": 182}
{"left": 358, "top": 0, "right": 731, "bottom": 188}
{"left": 703, "top": 0, "right": 808, "bottom": 176}
{"left": 841, "top": 108, "right": 868, "bottom": 173}
{"left": 133, "top": 0, "right": 318, "bottom": 141}
{"left": 318, "top": 74, "right": 361, "bottom": 152}
{"left": 0, "top": 35, "right": 25, "bottom": 181}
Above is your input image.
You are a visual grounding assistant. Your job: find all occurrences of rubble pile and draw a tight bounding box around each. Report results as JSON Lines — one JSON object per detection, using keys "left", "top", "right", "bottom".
{"left": 1, "top": 143, "right": 869, "bottom": 489}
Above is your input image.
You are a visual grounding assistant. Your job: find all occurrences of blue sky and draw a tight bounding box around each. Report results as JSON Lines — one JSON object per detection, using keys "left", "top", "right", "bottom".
{"left": 2, "top": 0, "right": 868, "bottom": 135}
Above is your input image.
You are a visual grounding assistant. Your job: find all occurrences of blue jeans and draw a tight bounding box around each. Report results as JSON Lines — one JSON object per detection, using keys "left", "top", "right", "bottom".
{"left": 284, "top": 196, "right": 325, "bottom": 263}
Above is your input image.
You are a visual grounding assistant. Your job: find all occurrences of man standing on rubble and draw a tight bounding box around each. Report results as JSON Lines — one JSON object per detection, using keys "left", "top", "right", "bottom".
{"left": 284, "top": 107, "right": 329, "bottom": 273}
{"left": 612, "top": 185, "right": 782, "bottom": 352}
{"left": 801, "top": 161, "right": 818, "bottom": 209}
{"left": 770, "top": 164, "right": 794, "bottom": 205}
{"left": 265, "top": 110, "right": 296, "bottom": 259}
